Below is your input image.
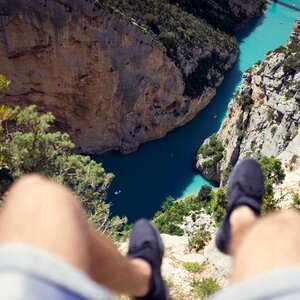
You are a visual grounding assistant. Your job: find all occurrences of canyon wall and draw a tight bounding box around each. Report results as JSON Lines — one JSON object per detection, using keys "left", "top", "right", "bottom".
{"left": 0, "top": 0, "right": 237, "bottom": 154}
{"left": 196, "top": 18, "right": 300, "bottom": 185}
{"left": 174, "top": 0, "right": 267, "bottom": 32}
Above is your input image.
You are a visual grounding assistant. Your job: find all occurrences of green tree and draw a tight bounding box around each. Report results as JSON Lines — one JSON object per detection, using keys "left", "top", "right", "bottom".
{"left": 259, "top": 156, "right": 285, "bottom": 184}
{"left": 208, "top": 187, "right": 227, "bottom": 224}
{"left": 259, "top": 156, "right": 285, "bottom": 214}
{"left": 188, "top": 227, "right": 211, "bottom": 251}
{"left": 197, "top": 185, "right": 212, "bottom": 203}
{"left": 0, "top": 80, "right": 125, "bottom": 238}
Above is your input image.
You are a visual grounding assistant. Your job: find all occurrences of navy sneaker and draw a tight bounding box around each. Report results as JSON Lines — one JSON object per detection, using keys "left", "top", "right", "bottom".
{"left": 127, "top": 219, "right": 171, "bottom": 300}
{"left": 216, "top": 158, "right": 264, "bottom": 254}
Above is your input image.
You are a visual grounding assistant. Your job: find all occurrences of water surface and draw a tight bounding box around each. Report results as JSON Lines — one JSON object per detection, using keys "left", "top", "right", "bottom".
{"left": 94, "top": 3, "right": 299, "bottom": 222}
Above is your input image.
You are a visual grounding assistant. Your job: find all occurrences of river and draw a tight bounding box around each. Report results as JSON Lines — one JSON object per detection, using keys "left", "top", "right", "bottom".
{"left": 94, "top": 1, "right": 299, "bottom": 222}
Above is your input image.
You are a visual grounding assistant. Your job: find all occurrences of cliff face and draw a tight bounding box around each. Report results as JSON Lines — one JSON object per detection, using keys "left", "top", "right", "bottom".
{"left": 0, "top": 0, "right": 237, "bottom": 154}
{"left": 196, "top": 18, "right": 300, "bottom": 183}
{"left": 174, "top": 0, "right": 266, "bottom": 32}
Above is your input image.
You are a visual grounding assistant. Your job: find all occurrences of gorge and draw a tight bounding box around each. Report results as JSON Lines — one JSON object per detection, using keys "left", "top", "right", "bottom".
{"left": 98, "top": 1, "right": 300, "bottom": 221}
{"left": 0, "top": 0, "right": 299, "bottom": 222}
{"left": 0, "top": 0, "right": 238, "bottom": 154}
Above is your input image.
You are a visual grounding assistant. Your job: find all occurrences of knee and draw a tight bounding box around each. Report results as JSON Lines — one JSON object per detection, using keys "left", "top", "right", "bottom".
{"left": 251, "top": 211, "right": 300, "bottom": 239}
{"left": 5, "top": 174, "right": 83, "bottom": 221}
{"left": 1, "top": 173, "right": 87, "bottom": 240}
{"left": 10, "top": 174, "right": 48, "bottom": 192}
{"left": 263, "top": 211, "right": 300, "bottom": 226}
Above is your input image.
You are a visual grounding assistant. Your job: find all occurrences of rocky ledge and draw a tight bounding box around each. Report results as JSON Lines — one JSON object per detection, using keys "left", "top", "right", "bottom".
{"left": 0, "top": 0, "right": 237, "bottom": 154}
{"left": 196, "top": 17, "right": 300, "bottom": 184}
{"left": 119, "top": 210, "right": 231, "bottom": 299}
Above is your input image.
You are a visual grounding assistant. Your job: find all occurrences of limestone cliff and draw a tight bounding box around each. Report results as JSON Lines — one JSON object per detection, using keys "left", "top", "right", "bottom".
{"left": 0, "top": 0, "right": 237, "bottom": 154}
{"left": 196, "top": 18, "right": 300, "bottom": 184}
{"left": 174, "top": 0, "right": 267, "bottom": 32}
{"left": 120, "top": 211, "right": 231, "bottom": 299}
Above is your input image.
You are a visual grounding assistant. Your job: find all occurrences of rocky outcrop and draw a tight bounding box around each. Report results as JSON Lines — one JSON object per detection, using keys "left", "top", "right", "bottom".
{"left": 196, "top": 18, "right": 300, "bottom": 184}
{"left": 119, "top": 210, "right": 231, "bottom": 299}
{"left": 175, "top": 0, "right": 267, "bottom": 32}
{"left": 0, "top": 0, "right": 237, "bottom": 154}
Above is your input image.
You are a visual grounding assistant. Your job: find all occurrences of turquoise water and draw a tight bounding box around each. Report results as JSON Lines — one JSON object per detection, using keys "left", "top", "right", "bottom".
{"left": 94, "top": 2, "right": 299, "bottom": 222}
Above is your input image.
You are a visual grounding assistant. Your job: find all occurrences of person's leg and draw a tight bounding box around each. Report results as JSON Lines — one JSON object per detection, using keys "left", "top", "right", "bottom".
{"left": 229, "top": 209, "right": 300, "bottom": 284}
{"left": 0, "top": 174, "right": 151, "bottom": 297}
{"left": 227, "top": 206, "right": 258, "bottom": 256}
{"left": 215, "top": 158, "right": 300, "bottom": 285}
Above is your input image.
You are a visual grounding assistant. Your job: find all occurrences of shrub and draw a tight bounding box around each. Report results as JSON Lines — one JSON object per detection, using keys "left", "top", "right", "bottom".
{"left": 259, "top": 156, "right": 285, "bottom": 184}
{"left": 198, "top": 134, "right": 224, "bottom": 174}
{"left": 152, "top": 195, "right": 203, "bottom": 236}
{"left": 235, "top": 113, "right": 244, "bottom": 130}
{"left": 261, "top": 191, "right": 280, "bottom": 215}
{"left": 285, "top": 130, "right": 292, "bottom": 141}
{"left": 282, "top": 53, "right": 300, "bottom": 75}
{"left": 290, "top": 154, "right": 298, "bottom": 165}
{"left": 197, "top": 185, "right": 213, "bottom": 203}
{"left": 267, "top": 109, "right": 274, "bottom": 122}
{"left": 222, "top": 165, "right": 233, "bottom": 185}
{"left": 251, "top": 140, "right": 257, "bottom": 149}
{"left": 182, "top": 262, "right": 205, "bottom": 273}
{"left": 0, "top": 75, "right": 10, "bottom": 90}
{"left": 291, "top": 193, "right": 300, "bottom": 210}
{"left": 237, "top": 93, "right": 253, "bottom": 110}
{"left": 164, "top": 278, "right": 174, "bottom": 288}
{"left": 188, "top": 227, "right": 211, "bottom": 251}
{"left": 198, "top": 134, "right": 224, "bottom": 158}
{"left": 259, "top": 156, "right": 285, "bottom": 215}
{"left": 271, "top": 126, "right": 277, "bottom": 137}
{"left": 191, "top": 277, "right": 221, "bottom": 299}
{"left": 208, "top": 187, "right": 227, "bottom": 224}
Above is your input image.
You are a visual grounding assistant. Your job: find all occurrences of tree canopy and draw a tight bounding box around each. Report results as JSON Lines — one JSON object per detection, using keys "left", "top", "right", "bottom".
{"left": 0, "top": 80, "right": 125, "bottom": 238}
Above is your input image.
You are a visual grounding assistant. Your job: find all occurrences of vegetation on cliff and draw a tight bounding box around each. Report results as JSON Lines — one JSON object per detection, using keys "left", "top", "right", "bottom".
{"left": 197, "top": 134, "right": 224, "bottom": 172}
{"left": 260, "top": 156, "right": 286, "bottom": 214}
{"left": 102, "top": 0, "right": 238, "bottom": 98}
{"left": 152, "top": 185, "right": 227, "bottom": 235}
{"left": 170, "top": 0, "right": 267, "bottom": 33}
{"left": 191, "top": 277, "right": 221, "bottom": 299}
{"left": 0, "top": 79, "right": 125, "bottom": 237}
{"left": 196, "top": 18, "right": 300, "bottom": 191}
{"left": 154, "top": 156, "right": 286, "bottom": 237}
{"left": 275, "top": 36, "right": 300, "bottom": 77}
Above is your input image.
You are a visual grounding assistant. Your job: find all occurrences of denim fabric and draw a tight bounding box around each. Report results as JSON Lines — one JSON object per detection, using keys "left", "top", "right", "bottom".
{"left": 0, "top": 243, "right": 114, "bottom": 300}
{"left": 212, "top": 268, "right": 300, "bottom": 300}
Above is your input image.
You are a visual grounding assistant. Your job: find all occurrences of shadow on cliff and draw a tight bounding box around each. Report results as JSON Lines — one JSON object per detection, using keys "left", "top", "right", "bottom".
{"left": 93, "top": 14, "right": 268, "bottom": 223}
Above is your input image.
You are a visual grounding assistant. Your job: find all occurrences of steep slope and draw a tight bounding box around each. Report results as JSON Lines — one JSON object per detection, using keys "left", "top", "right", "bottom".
{"left": 0, "top": 0, "right": 237, "bottom": 154}
{"left": 196, "top": 18, "right": 300, "bottom": 185}
{"left": 172, "top": 0, "right": 267, "bottom": 32}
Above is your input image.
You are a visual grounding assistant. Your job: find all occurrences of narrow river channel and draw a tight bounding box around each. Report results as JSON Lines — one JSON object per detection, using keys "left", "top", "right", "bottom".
{"left": 94, "top": 1, "right": 300, "bottom": 222}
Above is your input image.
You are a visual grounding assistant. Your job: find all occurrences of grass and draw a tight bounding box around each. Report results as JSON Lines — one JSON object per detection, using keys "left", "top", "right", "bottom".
{"left": 164, "top": 277, "right": 174, "bottom": 288}
{"left": 191, "top": 278, "right": 221, "bottom": 299}
{"left": 188, "top": 228, "right": 211, "bottom": 251}
{"left": 182, "top": 262, "right": 205, "bottom": 273}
